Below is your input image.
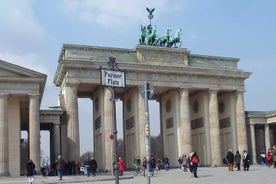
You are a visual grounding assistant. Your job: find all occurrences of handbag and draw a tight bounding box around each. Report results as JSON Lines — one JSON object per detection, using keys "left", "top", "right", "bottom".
{"left": 192, "top": 157, "right": 199, "bottom": 164}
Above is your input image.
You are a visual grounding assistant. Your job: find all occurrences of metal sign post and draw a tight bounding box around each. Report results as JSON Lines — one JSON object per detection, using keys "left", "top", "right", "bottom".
{"left": 100, "top": 57, "right": 125, "bottom": 184}
{"left": 140, "top": 81, "right": 154, "bottom": 184}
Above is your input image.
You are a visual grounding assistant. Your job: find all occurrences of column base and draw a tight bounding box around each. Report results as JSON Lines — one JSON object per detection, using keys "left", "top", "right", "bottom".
{"left": 0, "top": 172, "right": 10, "bottom": 177}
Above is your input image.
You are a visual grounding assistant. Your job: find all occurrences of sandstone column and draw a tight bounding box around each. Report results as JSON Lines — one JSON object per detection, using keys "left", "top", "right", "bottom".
{"left": 178, "top": 88, "right": 191, "bottom": 155}
{"left": 137, "top": 90, "right": 146, "bottom": 158}
{"left": 250, "top": 124, "right": 257, "bottom": 164}
{"left": 103, "top": 87, "right": 113, "bottom": 171}
{"left": 0, "top": 94, "right": 10, "bottom": 176}
{"left": 65, "top": 83, "right": 80, "bottom": 161}
{"left": 236, "top": 90, "right": 247, "bottom": 152}
{"left": 265, "top": 124, "right": 271, "bottom": 150}
{"left": 209, "top": 90, "right": 221, "bottom": 167}
{"left": 29, "top": 94, "right": 40, "bottom": 170}
{"left": 53, "top": 123, "right": 61, "bottom": 159}
{"left": 230, "top": 93, "right": 238, "bottom": 152}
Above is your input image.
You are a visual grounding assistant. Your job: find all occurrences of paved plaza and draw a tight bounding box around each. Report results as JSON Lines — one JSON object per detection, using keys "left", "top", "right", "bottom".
{"left": 0, "top": 165, "right": 274, "bottom": 184}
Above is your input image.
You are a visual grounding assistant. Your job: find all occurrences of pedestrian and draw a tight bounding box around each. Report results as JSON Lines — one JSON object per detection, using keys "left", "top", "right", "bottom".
{"left": 191, "top": 152, "right": 199, "bottom": 178}
{"left": 272, "top": 145, "right": 276, "bottom": 168}
{"left": 178, "top": 156, "right": 183, "bottom": 170}
{"left": 266, "top": 148, "right": 272, "bottom": 167}
{"left": 72, "top": 160, "right": 77, "bottom": 175}
{"left": 163, "top": 156, "right": 169, "bottom": 171}
{"left": 156, "top": 157, "right": 162, "bottom": 172}
{"left": 41, "top": 166, "right": 46, "bottom": 177}
{"left": 242, "top": 150, "right": 250, "bottom": 171}
{"left": 90, "top": 157, "right": 98, "bottom": 176}
{"left": 134, "top": 156, "right": 141, "bottom": 175}
{"left": 118, "top": 156, "right": 125, "bottom": 176}
{"left": 84, "top": 157, "right": 91, "bottom": 177}
{"left": 182, "top": 155, "right": 189, "bottom": 172}
{"left": 56, "top": 155, "right": 65, "bottom": 180}
{"left": 26, "top": 159, "right": 35, "bottom": 184}
{"left": 234, "top": 150, "right": 241, "bottom": 171}
{"left": 142, "top": 157, "right": 147, "bottom": 177}
{"left": 189, "top": 152, "right": 194, "bottom": 177}
{"left": 77, "top": 161, "right": 81, "bottom": 175}
{"left": 226, "top": 149, "right": 234, "bottom": 171}
{"left": 149, "top": 156, "right": 156, "bottom": 176}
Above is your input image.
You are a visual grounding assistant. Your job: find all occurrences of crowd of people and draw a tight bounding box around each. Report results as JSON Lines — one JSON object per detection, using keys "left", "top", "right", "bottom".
{"left": 25, "top": 145, "right": 276, "bottom": 183}
{"left": 225, "top": 149, "right": 249, "bottom": 171}
{"left": 133, "top": 153, "right": 200, "bottom": 178}
{"left": 133, "top": 155, "right": 170, "bottom": 177}
{"left": 263, "top": 145, "right": 276, "bottom": 168}
{"left": 25, "top": 154, "right": 126, "bottom": 183}
{"left": 223, "top": 145, "right": 276, "bottom": 172}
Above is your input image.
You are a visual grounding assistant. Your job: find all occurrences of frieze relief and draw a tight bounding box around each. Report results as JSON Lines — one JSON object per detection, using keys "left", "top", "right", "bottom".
{"left": 70, "top": 68, "right": 97, "bottom": 77}
{"left": 127, "top": 70, "right": 243, "bottom": 89}
{"left": 136, "top": 45, "right": 189, "bottom": 66}
{"left": 63, "top": 47, "right": 137, "bottom": 63}
{"left": 189, "top": 55, "right": 238, "bottom": 70}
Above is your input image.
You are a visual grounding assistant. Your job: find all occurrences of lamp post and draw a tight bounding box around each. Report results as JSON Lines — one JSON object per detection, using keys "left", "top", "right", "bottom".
{"left": 100, "top": 57, "right": 126, "bottom": 184}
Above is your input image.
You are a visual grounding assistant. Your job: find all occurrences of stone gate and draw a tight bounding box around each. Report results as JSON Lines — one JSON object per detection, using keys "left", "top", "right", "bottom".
{"left": 54, "top": 44, "right": 250, "bottom": 170}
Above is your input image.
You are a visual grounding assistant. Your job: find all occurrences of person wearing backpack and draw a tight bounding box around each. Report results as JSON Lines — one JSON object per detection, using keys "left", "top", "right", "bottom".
{"left": 191, "top": 152, "right": 199, "bottom": 178}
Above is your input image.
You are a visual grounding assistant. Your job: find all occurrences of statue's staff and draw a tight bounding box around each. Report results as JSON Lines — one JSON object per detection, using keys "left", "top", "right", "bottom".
{"left": 146, "top": 7, "right": 155, "bottom": 25}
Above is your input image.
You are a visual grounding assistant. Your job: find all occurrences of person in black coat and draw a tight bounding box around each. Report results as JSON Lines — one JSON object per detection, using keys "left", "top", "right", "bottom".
{"left": 242, "top": 150, "right": 250, "bottom": 171}
{"left": 90, "top": 158, "right": 98, "bottom": 176}
{"left": 26, "top": 159, "right": 35, "bottom": 184}
{"left": 56, "top": 155, "right": 66, "bottom": 180}
{"left": 226, "top": 150, "right": 235, "bottom": 171}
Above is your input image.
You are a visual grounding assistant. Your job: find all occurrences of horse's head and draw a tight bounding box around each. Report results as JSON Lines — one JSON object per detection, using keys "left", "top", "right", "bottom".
{"left": 175, "top": 28, "right": 182, "bottom": 36}
{"left": 140, "top": 26, "right": 147, "bottom": 36}
{"left": 164, "top": 27, "right": 171, "bottom": 37}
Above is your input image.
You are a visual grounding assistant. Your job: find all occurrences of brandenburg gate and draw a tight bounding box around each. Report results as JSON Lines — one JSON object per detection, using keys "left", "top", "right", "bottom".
{"left": 54, "top": 43, "right": 251, "bottom": 170}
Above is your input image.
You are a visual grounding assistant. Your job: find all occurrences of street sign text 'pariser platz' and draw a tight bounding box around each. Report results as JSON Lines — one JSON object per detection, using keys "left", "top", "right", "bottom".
{"left": 100, "top": 69, "right": 125, "bottom": 88}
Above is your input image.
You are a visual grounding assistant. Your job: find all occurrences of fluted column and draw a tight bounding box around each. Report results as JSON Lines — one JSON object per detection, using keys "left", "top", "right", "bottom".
{"left": 250, "top": 124, "right": 257, "bottom": 164}
{"left": 209, "top": 90, "right": 221, "bottom": 167}
{"left": 265, "top": 124, "right": 271, "bottom": 150}
{"left": 103, "top": 88, "right": 114, "bottom": 171}
{"left": 29, "top": 94, "right": 40, "bottom": 170}
{"left": 53, "top": 123, "right": 61, "bottom": 159}
{"left": 0, "top": 94, "right": 10, "bottom": 176}
{"left": 138, "top": 90, "right": 146, "bottom": 158}
{"left": 65, "top": 83, "right": 80, "bottom": 161}
{"left": 236, "top": 91, "right": 247, "bottom": 152}
{"left": 178, "top": 88, "right": 191, "bottom": 155}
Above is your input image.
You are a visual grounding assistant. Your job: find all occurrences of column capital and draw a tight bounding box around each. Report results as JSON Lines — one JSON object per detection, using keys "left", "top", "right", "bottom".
{"left": 29, "top": 93, "right": 40, "bottom": 97}
{"left": 179, "top": 88, "right": 190, "bottom": 94}
{"left": 236, "top": 89, "right": 245, "bottom": 94}
{"left": 0, "top": 93, "right": 9, "bottom": 98}
{"left": 65, "top": 82, "right": 79, "bottom": 87}
{"left": 209, "top": 89, "right": 218, "bottom": 94}
{"left": 53, "top": 121, "right": 61, "bottom": 125}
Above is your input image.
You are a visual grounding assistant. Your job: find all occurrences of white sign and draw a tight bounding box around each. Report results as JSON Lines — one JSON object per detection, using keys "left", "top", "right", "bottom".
{"left": 101, "top": 69, "right": 125, "bottom": 87}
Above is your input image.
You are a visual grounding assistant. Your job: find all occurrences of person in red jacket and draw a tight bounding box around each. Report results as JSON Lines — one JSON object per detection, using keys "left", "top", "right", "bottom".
{"left": 118, "top": 156, "right": 125, "bottom": 176}
{"left": 266, "top": 148, "right": 272, "bottom": 167}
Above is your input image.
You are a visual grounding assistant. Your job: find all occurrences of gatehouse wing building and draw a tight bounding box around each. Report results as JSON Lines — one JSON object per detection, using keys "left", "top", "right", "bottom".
{"left": 0, "top": 44, "right": 275, "bottom": 176}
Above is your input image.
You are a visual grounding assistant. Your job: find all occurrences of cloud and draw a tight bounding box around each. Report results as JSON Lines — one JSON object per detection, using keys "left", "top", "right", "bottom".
{"left": 60, "top": 0, "right": 185, "bottom": 28}
{"left": 0, "top": 1, "right": 58, "bottom": 107}
{"left": 0, "top": 1, "right": 49, "bottom": 53}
